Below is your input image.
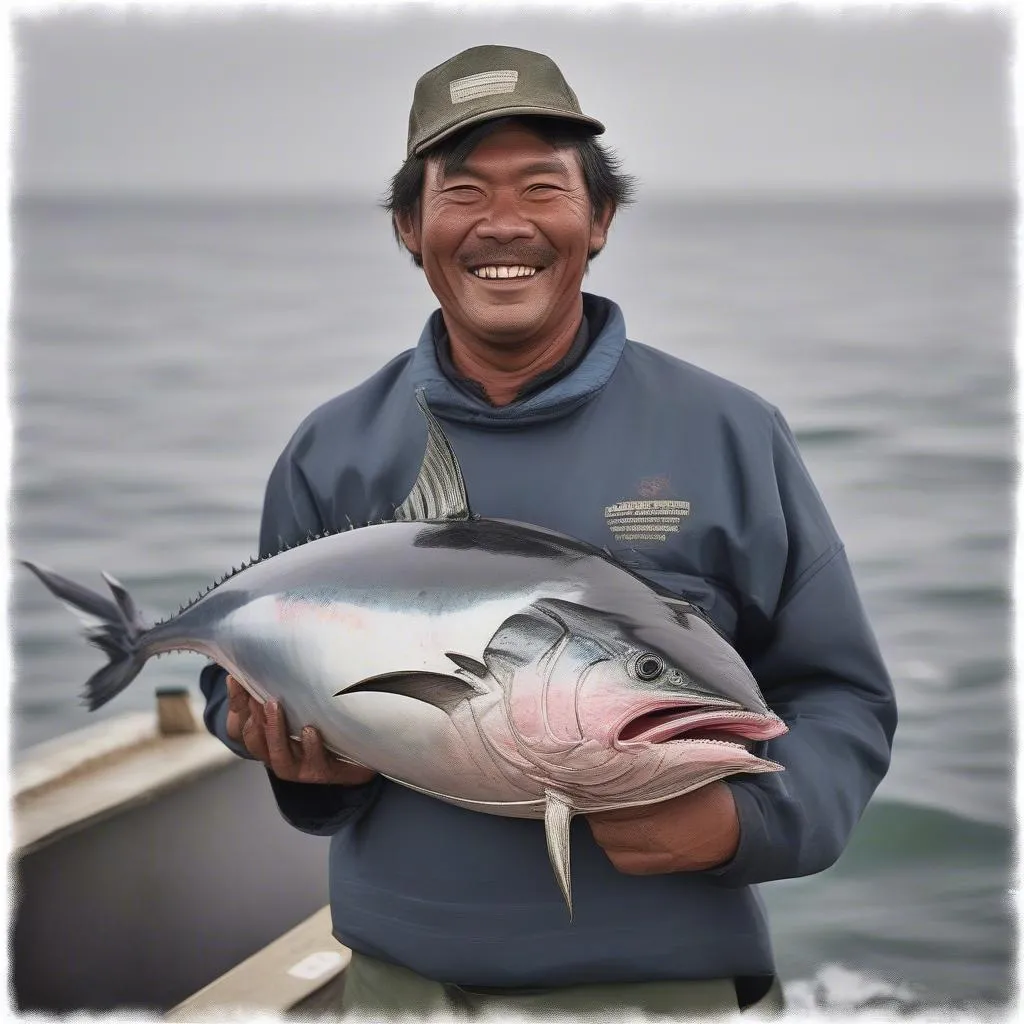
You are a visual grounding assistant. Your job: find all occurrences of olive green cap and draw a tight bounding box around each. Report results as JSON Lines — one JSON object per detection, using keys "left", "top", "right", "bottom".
{"left": 407, "top": 45, "right": 605, "bottom": 158}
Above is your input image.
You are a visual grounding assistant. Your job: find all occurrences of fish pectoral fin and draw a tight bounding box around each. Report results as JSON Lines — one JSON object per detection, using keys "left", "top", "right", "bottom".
{"left": 544, "top": 789, "right": 577, "bottom": 920}
{"left": 334, "top": 671, "right": 483, "bottom": 715}
{"left": 393, "top": 388, "right": 472, "bottom": 522}
{"left": 444, "top": 652, "right": 489, "bottom": 679}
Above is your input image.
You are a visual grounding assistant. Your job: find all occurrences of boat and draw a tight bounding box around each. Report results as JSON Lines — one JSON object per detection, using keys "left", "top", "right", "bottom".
{"left": 12, "top": 688, "right": 350, "bottom": 1016}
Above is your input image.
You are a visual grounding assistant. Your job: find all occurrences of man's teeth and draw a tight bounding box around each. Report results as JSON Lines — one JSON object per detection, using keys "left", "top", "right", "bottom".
{"left": 471, "top": 266, "right": 538, "bottom": 279}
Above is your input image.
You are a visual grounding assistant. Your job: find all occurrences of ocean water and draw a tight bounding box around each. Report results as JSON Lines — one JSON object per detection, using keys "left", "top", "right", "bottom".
{"left": 9, "top": 195, "right": 1014, "bottom": 1015}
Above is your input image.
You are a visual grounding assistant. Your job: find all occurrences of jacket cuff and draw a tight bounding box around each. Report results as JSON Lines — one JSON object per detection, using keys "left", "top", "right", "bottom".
{"left": 703, "top": 778, "right": 772, "bottom": 887}
{"left": 266, "top": 770, "right": 384, "bottom": 837}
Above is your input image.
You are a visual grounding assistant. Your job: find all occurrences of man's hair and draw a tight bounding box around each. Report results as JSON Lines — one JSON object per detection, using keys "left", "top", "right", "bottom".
{"left": 382, "top": 116, "right": 637, "bottom": 268}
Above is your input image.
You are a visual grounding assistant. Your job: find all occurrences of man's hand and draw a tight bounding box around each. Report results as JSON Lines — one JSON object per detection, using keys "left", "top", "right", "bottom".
{"left": 226, "top": 675, "right": 377, "bottom": 785}
{"left": 586, "top": 782, "right": 740, "bottom": 875}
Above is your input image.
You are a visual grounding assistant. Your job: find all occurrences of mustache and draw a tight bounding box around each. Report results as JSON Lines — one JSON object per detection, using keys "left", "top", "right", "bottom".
{"left": 457, "top": 244, "right": 557, "bottom": 270}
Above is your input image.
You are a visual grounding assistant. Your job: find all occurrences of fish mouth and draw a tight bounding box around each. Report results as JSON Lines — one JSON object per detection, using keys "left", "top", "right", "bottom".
{"left": 616, "top": 705, "right": 788, "bottom": 749}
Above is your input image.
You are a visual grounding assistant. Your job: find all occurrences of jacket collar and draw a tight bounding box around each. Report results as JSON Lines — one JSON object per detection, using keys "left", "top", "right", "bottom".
{"left": 410, "top": 293, "right": 627, "bottom": 427}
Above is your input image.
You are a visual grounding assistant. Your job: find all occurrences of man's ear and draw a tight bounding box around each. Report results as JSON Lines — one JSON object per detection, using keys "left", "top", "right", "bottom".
{"left": 588, "top": 203, "right": 615, "bottom": 259}
{"left": 394, "top": 208, "right": 422, "bottom": 260}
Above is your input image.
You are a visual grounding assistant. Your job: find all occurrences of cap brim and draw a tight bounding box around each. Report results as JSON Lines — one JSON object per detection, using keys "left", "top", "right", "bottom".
{"left": 412, "top": 107, "right": 606, "bottom": 157}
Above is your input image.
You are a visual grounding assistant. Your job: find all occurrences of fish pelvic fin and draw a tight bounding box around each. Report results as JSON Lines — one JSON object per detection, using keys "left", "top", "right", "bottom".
{"left": 22, "top": 562, "right": 152, "bottom": 710}
{"left": 544, "top": 789, "right": 576, "bottom": 920}
{"left": 393, "top": 388, "right": 472, "bottom": 522}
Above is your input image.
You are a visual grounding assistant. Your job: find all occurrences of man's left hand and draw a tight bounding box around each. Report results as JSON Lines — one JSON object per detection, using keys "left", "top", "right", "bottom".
{"left": 585, "top": 782, "right": 740, "bottom": 874}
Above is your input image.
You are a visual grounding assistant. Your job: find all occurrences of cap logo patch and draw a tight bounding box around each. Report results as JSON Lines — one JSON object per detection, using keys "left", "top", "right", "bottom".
{"left": 449, "top": 70, "right": 518, "bottom": 105}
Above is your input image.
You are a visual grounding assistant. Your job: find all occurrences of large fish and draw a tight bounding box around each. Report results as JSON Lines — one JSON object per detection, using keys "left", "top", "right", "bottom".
{"left": 23, "top": 390, "right": 787, "bottom": 914}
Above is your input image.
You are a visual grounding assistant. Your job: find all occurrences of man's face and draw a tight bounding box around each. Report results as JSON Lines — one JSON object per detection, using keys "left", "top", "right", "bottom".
{"left": 397, "top": 124, "right": 612, "bottom": 350}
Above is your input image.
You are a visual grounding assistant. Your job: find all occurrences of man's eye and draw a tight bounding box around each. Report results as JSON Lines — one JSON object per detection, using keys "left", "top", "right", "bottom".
{"left": 439, "top": 185, "right": 481, "bottom": 201}
{"left": 528, "top": 184, "right": 561, "bottom": 194}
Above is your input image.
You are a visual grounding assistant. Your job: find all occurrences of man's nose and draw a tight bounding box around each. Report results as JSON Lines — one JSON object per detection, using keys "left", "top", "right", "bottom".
{"left": 475, "top": 191, "right": 535, "bottom": 243}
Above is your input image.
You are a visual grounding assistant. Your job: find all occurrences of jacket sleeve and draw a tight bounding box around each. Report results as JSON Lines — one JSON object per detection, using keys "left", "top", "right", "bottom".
{"left": 199, "top": 441, "right": 383, "bottom": 837}
{"left": 707, "top": 412, "right": 897, "bottom": 886}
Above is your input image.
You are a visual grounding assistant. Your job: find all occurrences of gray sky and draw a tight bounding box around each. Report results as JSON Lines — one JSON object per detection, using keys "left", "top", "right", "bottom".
{"left": 12, "top": 6, "right": 1014, "bottom": 198}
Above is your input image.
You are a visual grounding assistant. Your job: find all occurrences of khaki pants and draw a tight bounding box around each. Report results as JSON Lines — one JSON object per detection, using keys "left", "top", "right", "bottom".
{"left": 338, "top": 951, "right": 785, "bottom": 1019}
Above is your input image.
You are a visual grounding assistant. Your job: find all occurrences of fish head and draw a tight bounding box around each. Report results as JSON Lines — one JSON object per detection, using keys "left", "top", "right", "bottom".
{"left": 489, "top": 597, "right": 787, "bottom": 767}
{"left": 574, "top": 645, "right": 788, "bottom": 751}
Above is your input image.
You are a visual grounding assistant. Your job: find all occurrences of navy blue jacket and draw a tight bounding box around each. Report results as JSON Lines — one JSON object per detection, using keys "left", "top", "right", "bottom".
{"left": 201, "top": 294, "right": 896, "bottom": 986}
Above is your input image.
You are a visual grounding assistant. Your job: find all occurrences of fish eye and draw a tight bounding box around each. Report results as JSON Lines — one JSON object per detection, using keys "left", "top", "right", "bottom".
{"left": 632, "top": 653, "right": 665, "bottom": 681}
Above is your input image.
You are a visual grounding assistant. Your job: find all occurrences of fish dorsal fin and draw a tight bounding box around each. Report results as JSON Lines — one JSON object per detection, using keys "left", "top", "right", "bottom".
{"left": 394, "top": 388, "right": 471, "bottom": 522}
{"left": 334, "top": 670, "right": 483, "bottom": 715}
{"left": 544, "top": 790, "right": 576, "bottom": 919}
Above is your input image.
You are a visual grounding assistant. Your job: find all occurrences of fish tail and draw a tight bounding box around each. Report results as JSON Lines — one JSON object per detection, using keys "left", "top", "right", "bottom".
{"left": 22, "top": 561, "right": 153, "bottom": 710}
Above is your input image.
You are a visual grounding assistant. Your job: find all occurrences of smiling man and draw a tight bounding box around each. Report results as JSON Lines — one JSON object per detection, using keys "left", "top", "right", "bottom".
{"left": 394, "top": 121, "right": 612, "bottom": 406}
{"left": 201, "top": 45, "right": 896, "bottom": 1017}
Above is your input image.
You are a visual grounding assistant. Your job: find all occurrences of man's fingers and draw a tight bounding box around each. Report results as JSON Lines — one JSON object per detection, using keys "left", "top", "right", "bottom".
{"left": 225, "top": 676, "right": 250, "bottom": 742}
{"left": 263, "top": 700, "right": 299, "bottom": 779}
{"left": 226, "top": 674, "right": 249, "bottom": 713}
{"left": 299, "top": 726, "right": 331, "bottom": 781}
{"left": 230, "top": 685, "right": 372, "bottom": 786}
{"left": 241, "top": 698, "right": 271, "bottom": 763}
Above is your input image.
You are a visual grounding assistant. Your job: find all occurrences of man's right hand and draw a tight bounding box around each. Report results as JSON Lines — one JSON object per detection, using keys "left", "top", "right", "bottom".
{"left": 226, "top": 675, "right": 378, "bottom": 786}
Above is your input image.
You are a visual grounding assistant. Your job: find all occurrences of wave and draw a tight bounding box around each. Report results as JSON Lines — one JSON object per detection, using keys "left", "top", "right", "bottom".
{"left": 783, "top": 964, "right": 1009, "bottom": 1021}
{"left": 783, "top": 964, "right": 1010, "bottom": 1020}
{"left": 915, "top": 584, "right": 1009, "bottom": 611}
{"left": 793, "top": 425, "right": 878, "bottom": 446}
{"left": 837, "top": 800, "right": 1010, "bottom": 870}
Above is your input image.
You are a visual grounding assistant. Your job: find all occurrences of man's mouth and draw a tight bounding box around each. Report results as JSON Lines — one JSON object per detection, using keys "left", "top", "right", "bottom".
{"left": 470, "top": 265, "right": 539, "bottom": 280}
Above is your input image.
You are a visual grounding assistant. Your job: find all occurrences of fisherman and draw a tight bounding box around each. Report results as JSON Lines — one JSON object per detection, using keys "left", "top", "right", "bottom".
{"left": 201, "top": 45, "right": 896, "bottom": 1017}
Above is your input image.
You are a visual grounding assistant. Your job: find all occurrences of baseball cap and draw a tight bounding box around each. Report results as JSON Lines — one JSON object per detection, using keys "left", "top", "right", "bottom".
{"left": 407, "top": 45, "right": 606, "bottom": 158}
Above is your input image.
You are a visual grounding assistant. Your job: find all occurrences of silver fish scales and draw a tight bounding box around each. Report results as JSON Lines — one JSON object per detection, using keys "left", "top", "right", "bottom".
{"left": 23, "top": 389, "right": 787, "bottom": 915}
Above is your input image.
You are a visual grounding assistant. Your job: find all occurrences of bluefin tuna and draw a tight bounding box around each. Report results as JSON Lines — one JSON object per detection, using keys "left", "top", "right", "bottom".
{"left": 23, "top": 390, "right": 787, "bottom": 914}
